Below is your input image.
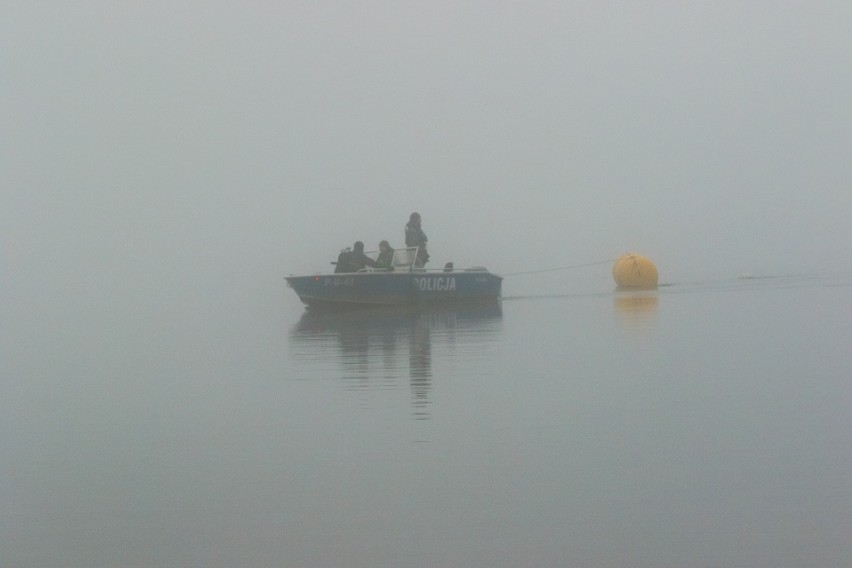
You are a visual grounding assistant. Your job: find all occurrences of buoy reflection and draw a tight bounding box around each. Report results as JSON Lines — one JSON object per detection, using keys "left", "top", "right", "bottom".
{"left": 614, "top": 290, "right": 658, "bottom": 331}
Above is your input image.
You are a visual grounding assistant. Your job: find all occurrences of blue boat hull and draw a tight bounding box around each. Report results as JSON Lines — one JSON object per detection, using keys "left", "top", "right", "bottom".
{"left": 285, "top": 271, "right": 502, "bottom": 308}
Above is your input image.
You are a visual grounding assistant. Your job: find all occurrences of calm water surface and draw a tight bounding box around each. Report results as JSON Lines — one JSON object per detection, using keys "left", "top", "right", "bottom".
{"left": 3, "top": 273, "right": 851, "bottom": 567}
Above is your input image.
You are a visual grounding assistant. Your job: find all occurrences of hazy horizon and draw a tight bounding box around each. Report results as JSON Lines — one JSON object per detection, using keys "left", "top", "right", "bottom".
{"left": 4, "top": 2, "right": 851, "bottom": 296}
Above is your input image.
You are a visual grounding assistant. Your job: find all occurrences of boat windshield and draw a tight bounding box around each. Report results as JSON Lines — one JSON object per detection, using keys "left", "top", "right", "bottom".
{"left": 391, "top": 247, "right": 419, "bottom": 270}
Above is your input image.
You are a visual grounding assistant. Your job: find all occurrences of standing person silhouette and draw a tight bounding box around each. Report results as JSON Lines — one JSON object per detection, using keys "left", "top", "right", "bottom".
{"left": 405, "top": 212, "right": 429, "bottom": 267}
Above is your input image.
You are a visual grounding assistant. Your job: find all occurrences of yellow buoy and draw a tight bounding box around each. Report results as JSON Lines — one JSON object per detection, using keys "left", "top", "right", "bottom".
{"left": 613, "top": 253, "right": 658, "bottom": 289}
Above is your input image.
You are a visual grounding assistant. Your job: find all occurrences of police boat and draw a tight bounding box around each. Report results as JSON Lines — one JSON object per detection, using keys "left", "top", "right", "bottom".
{"left": 285, "top": 247, "right": 503, "bottom": 308}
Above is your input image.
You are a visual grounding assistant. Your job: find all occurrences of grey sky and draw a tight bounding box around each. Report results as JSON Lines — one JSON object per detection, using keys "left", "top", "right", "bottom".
{"left": 3, "top": 1, "right": 851, "bottom": 295}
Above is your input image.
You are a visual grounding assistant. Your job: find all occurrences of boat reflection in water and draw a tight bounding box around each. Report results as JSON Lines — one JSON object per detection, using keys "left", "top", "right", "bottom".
{"left": 289, "top": 302, "right": 503, "bottom": 419}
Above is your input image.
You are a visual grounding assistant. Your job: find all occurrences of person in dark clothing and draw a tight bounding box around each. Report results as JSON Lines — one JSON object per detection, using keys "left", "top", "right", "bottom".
{"left": 333, "top": 248, "right": 352, "bottom": 273}
{"left": 334, "top": 241, "right": 379, "bottom": 273}
{"left": 404, "top": 212, "right": 429, "bottom": 267}
{"left": 375, "top": 240, "right": 395, "bottom": 269}
{"left": 351, "top": 241, "right": 378, "bottom": 270}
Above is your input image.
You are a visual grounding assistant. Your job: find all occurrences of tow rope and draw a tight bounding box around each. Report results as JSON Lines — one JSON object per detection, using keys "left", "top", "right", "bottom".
{"left": 502, "top": 259, "right": 616, "bottom": 277}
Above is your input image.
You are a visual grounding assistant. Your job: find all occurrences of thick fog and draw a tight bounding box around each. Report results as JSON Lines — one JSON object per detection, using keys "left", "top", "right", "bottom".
{"left": 3, "top": 2, "right": 852, "bottom": 297}
{"left": 3, "top": 7, "right": 851, "bottom": 566}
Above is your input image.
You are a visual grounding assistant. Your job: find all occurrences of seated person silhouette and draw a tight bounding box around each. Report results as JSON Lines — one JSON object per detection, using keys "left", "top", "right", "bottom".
{"left": 334, "top": 241, "right": 378, "bottom": 273}
{"left": 375, "top": 240, "right": 395, "bottom": 270}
